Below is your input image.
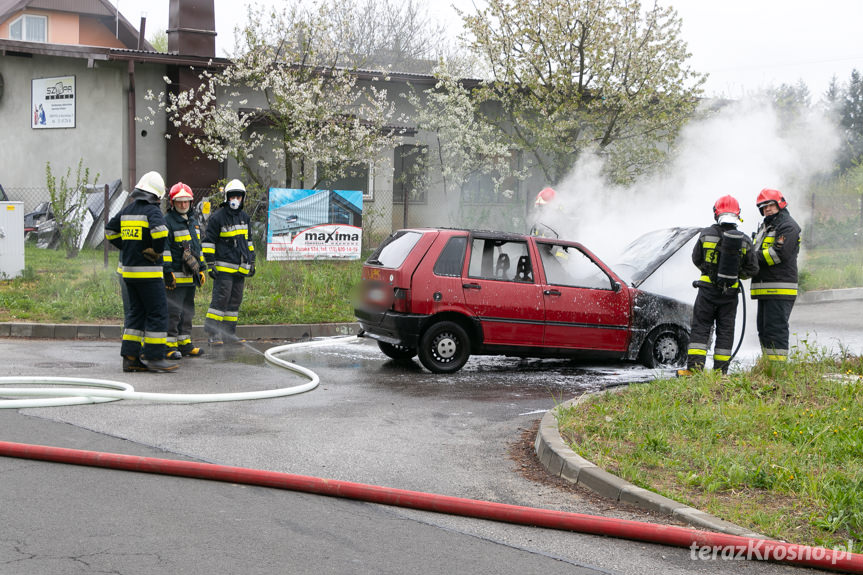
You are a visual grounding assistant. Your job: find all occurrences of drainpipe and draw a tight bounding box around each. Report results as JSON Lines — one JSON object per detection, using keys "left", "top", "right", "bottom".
{"left": 127, "top": 60, "right": 136, "bottom": 191}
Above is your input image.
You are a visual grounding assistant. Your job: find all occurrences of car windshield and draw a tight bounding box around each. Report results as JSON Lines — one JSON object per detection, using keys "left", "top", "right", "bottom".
{"left": 366, "top": 230, "right": 423, "bottom": 268}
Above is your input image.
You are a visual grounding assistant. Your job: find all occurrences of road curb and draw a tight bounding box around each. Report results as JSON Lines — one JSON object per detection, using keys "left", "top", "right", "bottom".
{"left": 535, "top": 396, "right": 765, "bottom": 538}
{"left": 0, "top": 322, "right": 361, "bottom": 341}
{"left": 797, "top": 287, "right": 863, "bottom": 304}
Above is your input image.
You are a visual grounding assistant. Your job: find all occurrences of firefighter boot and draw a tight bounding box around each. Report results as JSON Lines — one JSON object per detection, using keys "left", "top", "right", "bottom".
{"left": 182, "top": 347, "right": 205, "bottom": 357}
{"left": 123, "top": 355, "right": 150, "bottom": 372}
{"left": 141, "top": 357, "right": 179, "bottom": 373}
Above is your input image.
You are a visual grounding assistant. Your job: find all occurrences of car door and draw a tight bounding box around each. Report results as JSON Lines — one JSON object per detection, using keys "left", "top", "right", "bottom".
{"left": 462, "top": 235, "right": 545, "bottom": 346}
{"left": 535, "top": 240, "right": 631, "bottom": 351}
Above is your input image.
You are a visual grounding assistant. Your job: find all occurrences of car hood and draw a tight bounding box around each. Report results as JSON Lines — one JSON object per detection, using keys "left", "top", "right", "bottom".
{"left": 612, "top": 226, "right": 700, "bottom": 288}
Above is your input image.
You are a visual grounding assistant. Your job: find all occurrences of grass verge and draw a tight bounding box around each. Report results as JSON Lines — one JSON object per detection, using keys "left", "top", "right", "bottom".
{"left": 555, "top": 344, "right": 863, "bottom": 549}
{"left": 0, "top": 245, "right": 362, "bottom": 324}
{"left": 799, "top": 247, "right": 863, "bottom": 291}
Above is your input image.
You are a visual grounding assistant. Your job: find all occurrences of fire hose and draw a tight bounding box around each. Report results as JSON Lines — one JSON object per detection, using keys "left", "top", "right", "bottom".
{"left": 1, "top": 338, "right": 861, "bottom": 571}
{"left": 0, "top": 339, "right": 330, "bottom": 408}
{"left": 0, "top": 440, "right": 861, "bottom": 573}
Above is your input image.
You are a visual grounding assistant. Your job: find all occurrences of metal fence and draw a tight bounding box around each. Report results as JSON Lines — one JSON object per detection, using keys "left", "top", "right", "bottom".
{"left": 7, "top": 185, "right": 535, "bottom": 254}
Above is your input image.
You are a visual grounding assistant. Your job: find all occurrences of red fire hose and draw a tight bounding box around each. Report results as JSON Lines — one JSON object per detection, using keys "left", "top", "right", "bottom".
{"left": 2, "top": 439, "right": 861, "bottom": 573}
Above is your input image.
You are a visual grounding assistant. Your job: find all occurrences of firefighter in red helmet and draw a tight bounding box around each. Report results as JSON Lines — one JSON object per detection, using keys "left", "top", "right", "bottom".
{"left": 750, "top": 188, "right": 801, "bottom": 365}
{"left": 530, "top": 187, "right": 558, "bottom": 237}
{"left": 163, "top": 182, "right": 207, "bottom": 359}
{"left": 679, "top": 195, "right": 758, "bottom": 375}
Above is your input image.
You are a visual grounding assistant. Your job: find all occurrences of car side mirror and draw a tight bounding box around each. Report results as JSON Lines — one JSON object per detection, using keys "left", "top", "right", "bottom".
{"left": 612, "top": 281, "right": 621, "bottom": 292}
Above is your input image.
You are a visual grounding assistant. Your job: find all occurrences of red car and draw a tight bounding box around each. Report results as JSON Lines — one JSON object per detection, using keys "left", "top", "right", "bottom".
{"left": 355, "top": 228, "right": 696, "bottom": 373}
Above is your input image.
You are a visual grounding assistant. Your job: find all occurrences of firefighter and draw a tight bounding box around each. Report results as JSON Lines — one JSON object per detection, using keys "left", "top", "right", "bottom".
{"left": 679, "top": 195, "right": 758, "bottom": 375}
{"left": 750, "top": 188, "right": 801, "bottom": 364}
{"left": 202, "top": 179, "right": 255, "bottom": 345}
{"left": 163, "top": 183, "right": 207, "bottom": 359}
{"left": 530, "top": 186, "right": 558, "bottom": 237}
{"left": 105, "top": 171, "right": 178, "bottom": 373}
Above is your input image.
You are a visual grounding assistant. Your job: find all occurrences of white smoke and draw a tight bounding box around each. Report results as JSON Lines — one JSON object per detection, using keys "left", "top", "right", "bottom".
{"left": 544, "top": 97, "right": 840, "bottom": 261}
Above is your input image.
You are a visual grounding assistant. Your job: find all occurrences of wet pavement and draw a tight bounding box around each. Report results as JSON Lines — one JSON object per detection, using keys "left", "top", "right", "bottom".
{"left": 1, "top": 322, "right": 850, "bottom": 574}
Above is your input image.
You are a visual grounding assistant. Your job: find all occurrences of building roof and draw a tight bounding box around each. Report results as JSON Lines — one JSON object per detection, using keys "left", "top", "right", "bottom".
{"left": 0, "top": 0, "right": 153, "bottom": 51}
{"left": 0, "top": 36, "right": 230, "bottom": 67}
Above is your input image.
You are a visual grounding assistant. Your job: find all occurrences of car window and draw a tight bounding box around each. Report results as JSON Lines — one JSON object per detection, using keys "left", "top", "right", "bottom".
{"left": 367, "top": 230, "right": 423, "bottom": 268}
{"left": 434, "top": 236, "right": 467, "bottom": 277}
{"left": 468, "top": 238, "right": 532, "bottom": 282}
{"left": 539, "top": 243, "right": 613, "bottom": 290}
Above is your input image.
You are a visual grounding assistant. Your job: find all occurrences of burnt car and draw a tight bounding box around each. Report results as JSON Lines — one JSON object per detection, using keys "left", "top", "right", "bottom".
{"left": 355, "top": 227, "right": 698, "bottom": 374}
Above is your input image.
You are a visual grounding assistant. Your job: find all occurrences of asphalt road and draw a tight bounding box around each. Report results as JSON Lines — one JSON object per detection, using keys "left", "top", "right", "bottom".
{"left": 0, "top": 298, "right": 858, "bottom": 575}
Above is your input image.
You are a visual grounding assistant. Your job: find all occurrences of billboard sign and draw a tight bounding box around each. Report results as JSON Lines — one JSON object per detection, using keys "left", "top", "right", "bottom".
{"left": 267, "top": 188, "right": 363, "bottom": 261}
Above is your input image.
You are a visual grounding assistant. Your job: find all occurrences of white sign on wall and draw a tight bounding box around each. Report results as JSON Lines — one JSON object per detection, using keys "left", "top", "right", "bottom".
{"left": 31, "top": 76, "right": 76, "bottom": 129}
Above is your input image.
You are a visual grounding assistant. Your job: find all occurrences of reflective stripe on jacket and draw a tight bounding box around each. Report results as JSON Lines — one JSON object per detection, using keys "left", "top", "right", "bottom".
{"left": 751, "top": 209, "right": 801, "bottom": 300}
{"left": 691, "top": 223, "right": 758, "bottom": 290}
{"left": 105, "top": 199, "right": 168, "bottom": 282}
{"left": 163, "top": 208, "right": 206, "bottom": 284}
{"left": 202, "top": 204, "right": 255, "bottom": 275}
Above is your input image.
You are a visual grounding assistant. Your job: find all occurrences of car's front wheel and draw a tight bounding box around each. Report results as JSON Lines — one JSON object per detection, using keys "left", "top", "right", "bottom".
{"left": 377, "top": 341, "right": 417, "bottom": 360}
{"left": 640, "top": 326, "right": 688, "bottom": 368}
{"left": 418, "top": 321, "right": 471, "bottom": 373}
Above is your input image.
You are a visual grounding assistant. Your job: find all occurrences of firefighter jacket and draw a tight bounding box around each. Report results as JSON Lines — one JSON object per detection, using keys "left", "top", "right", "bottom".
{"left": 751, "top": 209, "right": 801, "bottom": 300}
{"left": 202, "top": 202, "right": 255, "bottom": 275}
{"left": 163, "top": 209, "right": 206, "bottom": 286}
{"left": 105, "top": 198, "right": 169, "bottom": 282}
{"left": 692, "top": 223, "right": 759, "bottom": 291}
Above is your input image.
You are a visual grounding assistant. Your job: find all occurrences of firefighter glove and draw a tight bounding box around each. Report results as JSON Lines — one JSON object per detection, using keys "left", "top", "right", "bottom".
{"left": 247, "top": 265, "right": 256, "bottom": 278}
{"left": 164, "top": 270, "right": 176, "bottom": 290}
{"left": 199, "top": 271, "right": 207, "bottom": 286}
{"left": 142, "top": 247, "right": 160, "bottom": 263}
{"left": 208, "top": 269, "right": 217, "bottom": 280}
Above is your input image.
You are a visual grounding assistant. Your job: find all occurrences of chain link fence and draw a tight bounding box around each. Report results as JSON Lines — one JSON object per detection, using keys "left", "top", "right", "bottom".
{"left": 6, "top": 185, "right": 535, "bottom": 254}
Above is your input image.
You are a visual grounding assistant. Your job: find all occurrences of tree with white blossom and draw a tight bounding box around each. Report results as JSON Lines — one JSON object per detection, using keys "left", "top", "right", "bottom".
{"left": 405, "top": 61, "right": 526, "bottom": 203}
{"left": 460, "top": 0, "right": 705, "bottom": 185}
{"left": 149, "top": 2, "right": 403, "bottom": 192}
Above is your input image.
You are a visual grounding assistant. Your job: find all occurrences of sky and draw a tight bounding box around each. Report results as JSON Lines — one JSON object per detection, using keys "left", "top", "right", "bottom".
{"left": 115, "top": 0, "right": 863, "bottom": 99}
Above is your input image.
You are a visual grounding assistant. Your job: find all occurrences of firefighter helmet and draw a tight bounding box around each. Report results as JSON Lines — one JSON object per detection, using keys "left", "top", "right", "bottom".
{"left": 169, "top": 182, "right": 194, "bottom": 203}
{"left": 756, "top": 188, "right": 787, "bottom": 214}
{"left": 224, "top": 179, "right": 246, "bottom": 198}
{"left": 534, "top": 187, "right": 556, "bottom": 206}
{"left": 713, "top": 195, "right": 741, "bottom": 223}
{"left": 135, "top": 171, "right": 166, "bottom": 200}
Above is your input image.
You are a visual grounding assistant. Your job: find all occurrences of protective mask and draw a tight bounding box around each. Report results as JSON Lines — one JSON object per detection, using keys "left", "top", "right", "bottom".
{"left": 228, "top": 198, "right": 241, "bottom": 210}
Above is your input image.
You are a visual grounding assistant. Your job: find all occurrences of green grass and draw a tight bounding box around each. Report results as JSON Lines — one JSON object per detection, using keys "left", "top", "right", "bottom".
{"left": 799, "top": 247, "right": 863, "bottom": 291}
{"left": 555, "top": 344, "right": 863, "bottom": 549}
{"left": 0, "top": 245, "right": 362, "bottom": 324}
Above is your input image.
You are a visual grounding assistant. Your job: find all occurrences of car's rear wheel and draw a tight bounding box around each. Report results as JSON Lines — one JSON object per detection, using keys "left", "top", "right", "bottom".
{"left": 640, "top": 326, "right": 688, "bottom": 368}
{"left": 418, "top": 321, "right": 471, "bottom": 373}
{"left": 377, "top": 341, "right": 417, "bottom": 360}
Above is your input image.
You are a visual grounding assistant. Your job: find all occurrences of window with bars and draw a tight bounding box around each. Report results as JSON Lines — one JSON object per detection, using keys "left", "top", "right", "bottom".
{"left": 9, "top": 14, "right": 47, "bottom": 43}
{"left": 393, "top": 144, "right": 428, "bottom": 204}
{"left": 318, "top": 162, "right": 371, "bottom": 200}
{"left": 461, "top": 150, "right": 522, "bottom": 204}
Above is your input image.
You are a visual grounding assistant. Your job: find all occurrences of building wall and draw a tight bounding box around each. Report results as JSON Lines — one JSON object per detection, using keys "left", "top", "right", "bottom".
{"left": 79, "top": 15, "right": 126, "bottom": 48}
{"left": 0, "top": 53, "right": 170, "bottom": 209}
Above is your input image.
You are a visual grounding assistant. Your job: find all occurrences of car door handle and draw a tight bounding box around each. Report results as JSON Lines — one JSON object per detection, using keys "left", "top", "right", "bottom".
{"left": 544, "top": 289, "right": 561, "bottom": 296}
{"left": 463, "top": 283, "right": 482, "bottom": 290}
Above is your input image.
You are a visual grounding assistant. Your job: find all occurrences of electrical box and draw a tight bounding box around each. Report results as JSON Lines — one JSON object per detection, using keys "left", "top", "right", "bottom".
{"left": 0, "top": 202, "right": 25, "bottom": 279}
